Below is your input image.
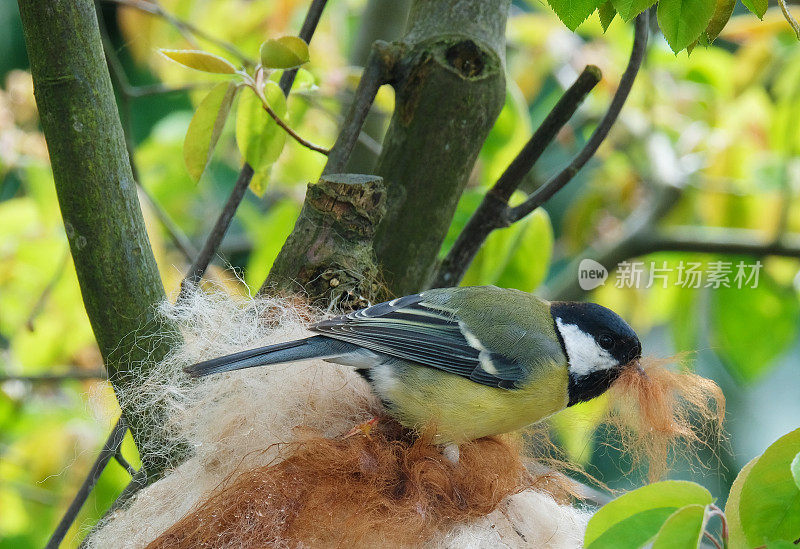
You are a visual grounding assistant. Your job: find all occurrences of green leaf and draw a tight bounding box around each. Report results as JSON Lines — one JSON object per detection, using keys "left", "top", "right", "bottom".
{"left": 235, "top": 81, "right": 287, "bottom": 176}
{"left": 705, "top": 0, "right": 736, "bottom": 42}
{"left": 651, "top": 504, "right": 708, "bottom": 549}
{"left": 260, "top": 36, "right": 310, "bottom": 69}
{"left": 588, "top": 508, "right": 679, "bottom": 548}
{"left": 740, "top": 428, "right": 800, "bottom": 546}
{"left": 495, "top": 209, "right": 554, "bottom": 292}
{"left": 792, "top": 452, "right": 800, "bottom": 491}
{"left": 766, "top": 541, "right": 798, "bottom": 549}
{"left": 611, "top": 0, "right": 656, "bottom": 22}
{"left": 657, "top": 0, "right": 716, "bottom": 53}
{"left": 712, "top": 278, "right": 799, "bottom": 382}
{"left": 184, "top": 81, "right": 237, "bottom": 181}
{"left": 598, "top": 1, "right": 618, "bottom": 30}
{"left": 547, "top": 0, "right": 605, "bottom": 30}
{"left": 585, "top": 481, "right": 713, "bottom": 547}
{"left": 741, "top": 0, "right": 768, "bottom": 18}
{"left": 725, "top": 456, "right": 760, "bottom": 549}
{"left": 160, "top": 49, "right": 237, "bottom": 74}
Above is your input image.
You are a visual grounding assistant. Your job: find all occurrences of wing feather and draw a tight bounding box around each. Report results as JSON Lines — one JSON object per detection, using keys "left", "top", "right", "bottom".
{"left": 311, "top": 293, "right": 526, "bottom": 389}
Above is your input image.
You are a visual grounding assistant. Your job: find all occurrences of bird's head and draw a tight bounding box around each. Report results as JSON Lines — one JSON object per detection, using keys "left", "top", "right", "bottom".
{"left": 550, "top": 301, "right": 642, "bottom": 406}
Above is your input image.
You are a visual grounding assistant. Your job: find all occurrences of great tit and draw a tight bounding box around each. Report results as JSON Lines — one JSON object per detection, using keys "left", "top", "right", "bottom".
{"left": 185, "top": 286, "right": 641, "bottom": 449}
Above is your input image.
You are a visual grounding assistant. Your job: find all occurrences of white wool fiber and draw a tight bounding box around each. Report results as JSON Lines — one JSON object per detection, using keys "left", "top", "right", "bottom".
{"left": 86, "top": 289, "right": 590, "bottom": 548}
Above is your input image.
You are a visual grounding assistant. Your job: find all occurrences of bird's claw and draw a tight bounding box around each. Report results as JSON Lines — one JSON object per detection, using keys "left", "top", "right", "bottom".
{"left": 343, "top": 417, "right": 379, "bottom": 439}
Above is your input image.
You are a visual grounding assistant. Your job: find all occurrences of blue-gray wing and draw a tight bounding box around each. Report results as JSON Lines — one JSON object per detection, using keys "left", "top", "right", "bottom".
{"left": 311, "top": 293, "right": 525, "bottom": 389}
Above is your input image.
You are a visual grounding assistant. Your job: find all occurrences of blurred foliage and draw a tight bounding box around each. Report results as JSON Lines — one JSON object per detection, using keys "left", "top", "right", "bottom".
{"left": 1, "top": 0, "right": 799, "bottom": 546}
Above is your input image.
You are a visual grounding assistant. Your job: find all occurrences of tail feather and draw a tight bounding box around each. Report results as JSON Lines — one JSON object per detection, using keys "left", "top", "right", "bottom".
{"left": 184, "top": 335, "right": 351, "bottom": 377}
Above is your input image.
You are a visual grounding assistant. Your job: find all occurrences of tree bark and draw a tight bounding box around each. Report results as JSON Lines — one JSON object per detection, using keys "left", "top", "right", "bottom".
{"left": 264, "top": 174, "right": 389, "bottom": 309}
{"left": 18, "top": 0, "right": 180, "bottom": 477}
{"left": 371, "top": 0, "right": 510, "bottom": 295}
{"left": 265, "top": 0, "right": 510, "bottom": 298}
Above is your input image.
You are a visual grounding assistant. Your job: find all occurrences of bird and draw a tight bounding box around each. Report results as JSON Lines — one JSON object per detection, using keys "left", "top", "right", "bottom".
{"left": 185, "top": 286, "right": 642, "bottom": 459}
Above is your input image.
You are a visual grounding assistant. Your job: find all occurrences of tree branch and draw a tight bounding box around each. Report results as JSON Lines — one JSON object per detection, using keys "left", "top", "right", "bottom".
{"left": 635, "top": 227, "right": 800, "bottom": 258}
{"left": 0, "top": 370, "right": 107, "bottom": 383}
{"left": 260, "top": 99, "right": 329, "bottom": 155}
{"left": 19, "top": 0, "right": 180, "bottom": 475}
{"left": 506, "top": 11, "right": 649, "bottom": 223}
{"left": 179, "top": 0, "right": 328, "bottom": 297}
{"left": 46, "top": 416, "right": 128, "bottom": 549}
{"left": 432, "top": 65, "right": 602, "bottom": 287}
{"left": 103, "top": 0, "right": 254, "bottom": 66}
{"left": 544, "top": 181, "right": 800, "bottom": 301}
{"left": 322, "top": 41, "right": 397, "bottom": 175}
{"left": 431, "top": 13, "right": 649, "bottom": 288}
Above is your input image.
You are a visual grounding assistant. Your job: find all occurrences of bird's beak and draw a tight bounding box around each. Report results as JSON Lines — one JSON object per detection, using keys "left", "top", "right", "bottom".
{"left": 631, "top": 358, "right": 647, "bottom": 379}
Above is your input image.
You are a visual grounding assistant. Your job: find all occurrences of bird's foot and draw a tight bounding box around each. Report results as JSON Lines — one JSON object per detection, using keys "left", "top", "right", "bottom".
{"left": 343, "top": 417, "right": 379, "bottom": 439}
{"left": 442, "top": 443, "right": 460, "bottom": 464}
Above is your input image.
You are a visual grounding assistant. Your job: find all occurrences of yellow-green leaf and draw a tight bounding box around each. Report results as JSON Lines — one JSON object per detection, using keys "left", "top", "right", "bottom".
{"left": 235, "top": 81, "right": 287, "bottom": 174}
{"left": 160, "top": 49, "right": 237, "bottom": 74}
{"left": 657, "top": 0, "right": 716, "bottom": 53}
{"left": 651, "top": 504, "right": 708, "bottom": 549}
{"left": 598, "top": 1, "right": 618, "bottom": 30}
{"left": 705, "top": 0, "right": 736, "bottom": 41}
{"left": 741, "top": 0, "right": 768, "bottom": 19}
{"left": 611, "top": 0, "right": 656, "bottom": 22}
{"left": 725, "top": 456, "right": 759, "bottom": 549}
{"left": 740, "top": 428, "right": 800, "bottom": 546}
{"left": 184, "top": 81, "right": 237, "bottom": 181}
{"left": 260, "top": 36, "right": 310, "bottom": 69}
{"left": 792, "top": 452, "right": 800, "bottom": 491}
{"left": 585, "top": 481, "right": 713, "bottom": 547}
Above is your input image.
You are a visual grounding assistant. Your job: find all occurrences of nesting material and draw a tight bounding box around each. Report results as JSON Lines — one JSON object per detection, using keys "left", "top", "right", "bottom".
{"left": 606, "top": 355, "right": 726, "bottom": 481}
{"left": 86, "top": 290, "right": 590, "bottom": 548}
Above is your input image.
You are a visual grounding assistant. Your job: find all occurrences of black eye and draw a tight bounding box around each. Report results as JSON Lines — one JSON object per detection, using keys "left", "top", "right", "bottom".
{"left": 598, "top": 334, "right": 614, "bottom": 350}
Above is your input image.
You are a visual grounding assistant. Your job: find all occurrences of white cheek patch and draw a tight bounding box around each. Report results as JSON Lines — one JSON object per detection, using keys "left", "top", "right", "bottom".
{"left": 555, "top": 319, "right": 618, "bottom": 377}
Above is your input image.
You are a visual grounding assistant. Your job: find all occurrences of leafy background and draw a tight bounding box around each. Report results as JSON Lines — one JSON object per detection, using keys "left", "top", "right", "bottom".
{"left": 1, "top": 0, "right": 799, "bottom": 546}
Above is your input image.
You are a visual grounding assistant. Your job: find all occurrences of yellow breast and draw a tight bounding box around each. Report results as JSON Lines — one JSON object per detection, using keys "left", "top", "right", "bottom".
{"left": 374, "top": 361, "right": 569, "bottom": 444}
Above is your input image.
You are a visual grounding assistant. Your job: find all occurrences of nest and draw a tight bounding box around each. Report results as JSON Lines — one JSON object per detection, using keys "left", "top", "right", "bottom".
{"left": 85, "top": 290, "right": 590, "bottom": 548}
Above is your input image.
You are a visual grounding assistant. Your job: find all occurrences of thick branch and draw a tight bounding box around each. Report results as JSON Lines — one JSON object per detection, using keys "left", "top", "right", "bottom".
{"left": 179, "top": 0, "right": 328, "bottom": 295}
{"left": 18, "top": 0, "right": 179, "bottom": 474}
{"left": 432, "top": 65, "right": 602, "bottom": 287}
{"left": 46, "top": 417, "right": 128, "bottom": 549}
{"left": 507, "top": 11, "right": 649, "bottom": 223}
{"left": 369, "top": 0, "right": 512, "bottom": 295}
{"left": 323, "top": 41, "right": 397, "bottom": 175}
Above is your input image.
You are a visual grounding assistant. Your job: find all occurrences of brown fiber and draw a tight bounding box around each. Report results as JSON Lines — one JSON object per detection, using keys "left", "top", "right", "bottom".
{"left": 147, "top": 422, "right": 569, "bottom": 548}
{"left": 606, "top": 355, "right": 726, "bottom": 482}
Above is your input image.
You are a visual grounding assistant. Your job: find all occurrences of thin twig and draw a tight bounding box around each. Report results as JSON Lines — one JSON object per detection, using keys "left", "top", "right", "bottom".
{"left": 507, "top": 12, "right": 649, "bottom": 223}
{"left": 432, "top": 65, "right": 602, "bottom": 287}
{"left": 0, "top": 370, "right": 107, "bottom": 383}
{"left": 304, "top": 94, "right": 383, "bottom": 155}
{"left": 323, "top": 41, "right": 396, "bottom": 175}
{"left": 115, "top": 451, "right": 138, "bottom": 477}
{"left": 26, "top": 249, "right": 69, "bottom": 331}
{"left": 104, "top": 0, "right": 254, "bottom": 65}
{"left": 46, "top": 417, "right": 129, "bottom": 549}
{"left": 261, "top": 100, "right": 329, "bottom": 155}
{"left": 641, "top": 227, "right": 800, "bottom": 258}
{"left": 178, "top": 0, "right": 329, "bottom": 297}
{"left": 180, "top": 163, "right": 255, "bottom": 293}
{"left": 778, "top": 0, "right": 800, "bottom": 38}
